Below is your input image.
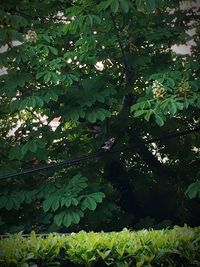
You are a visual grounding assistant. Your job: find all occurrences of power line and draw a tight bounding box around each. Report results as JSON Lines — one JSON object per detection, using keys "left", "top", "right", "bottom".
{"left": 0, "top": 126, "right": 200, "bottom": 180}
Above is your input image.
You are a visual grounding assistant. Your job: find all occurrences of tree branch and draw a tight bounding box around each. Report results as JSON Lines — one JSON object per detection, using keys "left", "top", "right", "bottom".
{"left": 25, "top": 108, "right": 45, "bottom": 126}
{"left": 110, "top": 13, "right": 127, "bottom": 69}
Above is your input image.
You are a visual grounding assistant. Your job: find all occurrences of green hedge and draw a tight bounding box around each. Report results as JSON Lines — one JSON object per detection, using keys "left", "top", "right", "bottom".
{"left": 0, "top": 226, "right": 200, "bottom": 266}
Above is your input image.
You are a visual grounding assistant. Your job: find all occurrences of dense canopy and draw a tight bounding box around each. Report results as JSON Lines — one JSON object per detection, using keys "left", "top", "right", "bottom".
{"left": 0, "top": 0, "right": 200, "bottom": 233}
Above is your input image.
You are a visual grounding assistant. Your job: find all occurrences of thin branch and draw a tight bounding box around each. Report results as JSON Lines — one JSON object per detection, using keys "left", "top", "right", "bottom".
{"left": 110, "top": 13, "right": 127, "bottom": 69}
{"left": 25, "top": 108, "right": 45, "bottom": 126}
{"left": 15, "top": 10, "right": 70, "bottom": 22}
{"left": 151, "top": 126, "right": 200, "bottom": 143}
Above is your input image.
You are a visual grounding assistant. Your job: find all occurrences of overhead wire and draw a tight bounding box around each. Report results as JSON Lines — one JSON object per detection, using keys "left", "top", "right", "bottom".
{"left": 0, "top": 126, "right": 200, "bottom": 180}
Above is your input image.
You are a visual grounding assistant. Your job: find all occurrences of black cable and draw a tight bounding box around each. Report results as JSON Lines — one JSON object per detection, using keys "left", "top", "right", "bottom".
{"left": 0, "top": 148, "right": 128, "bottom": 180}
{"left": 0, "top": 151, "right": 104, "bottom": 180}
{"left": 0, "top": 126, "right": 200, "bottom": 180}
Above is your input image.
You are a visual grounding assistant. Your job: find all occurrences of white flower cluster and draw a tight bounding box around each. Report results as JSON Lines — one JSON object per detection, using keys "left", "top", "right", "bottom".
{"left": 26, "top": 30, "right": 37, "bottom": 43}
{"left": 152, "top": 80, "right": 165, "bottom": 99}
{"left": 178, "top": 80, "right": 189, "bottom": 97}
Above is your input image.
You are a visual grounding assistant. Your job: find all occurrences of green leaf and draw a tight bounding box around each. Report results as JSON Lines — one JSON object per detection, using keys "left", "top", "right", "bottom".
{"left": 36, "top": 72, "right": 45, "bottom": 80}
{"left": 5, "top": 198, "right": 14, "bottom": 211}
{"left": 21, "top": 143, "right": 29, "bottom": 155}
{"left": 29, "top": 141, "right": 37, "bottom": 153}
{"left": 67, "top": 110, "right": 79, "bottom": 121}
{"left": 44, "top": 72, "right": 51, "bottom": 83}
{"left": 48, "top": 46, "right": 58, "bottom": 55}
{"left": 119, "top": 0, "right": 129, "bottom": 13}
{"left": 35, "top": 96, "right": 44, "bottom": 107}
{"left": 136, "top": 0, "right": 145, "bottom": 11}
{"left": 90, "top": 192, "right": 105, "bottom": 203}
{"left": 111, "top": 0, "right": 119, "bottom": 13}
{"left": 37, "top": 138, "right": 46, "bottom": 148}
{"left": 81, "top": 196, "right": 97, "bottom": 211}
{"left": 44, "top": 90, "right": 58, "bottom": 102}
{"left": 144, "top": 110, "right": 153, "bottom": 121}
{"left": 28, "top": 96, "right": 37, "bottom": 108}
{"left": 60, "top": 197, "right": 66, "bottom": 208}
{"left": 63, "top": 213, "right": 72, "bottom": 228}
{"left": 64, "top": 198, "right": 73, "bottom": 208}
{"left": 87, "top": 112, "right": 97, "bottom": 123}
{"left": 176, "top": 102, "right": 184, "bottom": 110}
{"left": 69, "top": 74, "right": 79, "bottom": 82}
{"left": 66, "top": 75, "right": 73, "bottom": 85}
{"left": 70, "top": 211, "right": 81, "bottom": 224}
{"left": 170, "top": 100, "right": 177, "bottom": 115}
{"left": 10, "top": 100, "right": 20, "bottom": 111}
{"left": 52, "top": 198, "right": 60, "bottom": 211}
{"left": 185, "top": 181, "right": 200, "bottom": 199}
{"left": 87, "top": 15, "right": 93, "bottom": 27}
{"left": 96, "top": 110, "right": 106, "bottom": 121}
{"left": 146, "top": 0, "right": 156, "bottom": 12}
{"left": 96, "top": 95, "right": 105, "bottom": 103}
{"left": 155, "top": 114, "right": 164, "bottom": 127}
{"left": 54, "top": 213, "right": 64, "bottom": 227}
{"left": 13, "top": 198, "right": 21, "bottom": 210}
{"left": 134, "top": 110, "right": 148, "bottom": 118}
{"left": 43, "top": 198, "right": 53, "bottom": 212}
{"left": 51, "top": 72, "right": 60, "bottom": 83}
{"left": 0, "top": 196, "right": 7, "bottom": 209}
{"left": 92, "top": 15, "right": 101, "bottom": 24}
{"left": 71, "top": 197, "right": 79, "bottom": 206}
{"left": 130, "top": 102, "right": 143, "bottom": 112}
{"left": 9, "top": 145, "right": 24, "bottom": 160}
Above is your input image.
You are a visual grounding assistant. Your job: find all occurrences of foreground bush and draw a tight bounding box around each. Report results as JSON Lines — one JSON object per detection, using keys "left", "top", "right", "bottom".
{"left": 0, "top": 226, "right": 200, "bottom": 266}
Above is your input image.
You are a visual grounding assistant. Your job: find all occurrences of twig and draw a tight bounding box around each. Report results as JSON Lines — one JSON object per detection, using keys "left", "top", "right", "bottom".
{"left": 110, "top": 13, "right": 127, "bottom": 69}
{"left": 25, "top": 108, "right": 45, "bottom": 126}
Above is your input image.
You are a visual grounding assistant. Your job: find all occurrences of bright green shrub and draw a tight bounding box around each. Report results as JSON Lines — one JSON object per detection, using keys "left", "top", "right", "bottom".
{"left": 0, "top": 226, "right": 200, "bottom": 266}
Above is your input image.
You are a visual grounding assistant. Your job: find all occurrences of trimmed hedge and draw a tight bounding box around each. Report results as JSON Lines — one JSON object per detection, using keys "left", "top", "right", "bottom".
{"left": 0, "top": 226, "right": 200, "bottom": 266}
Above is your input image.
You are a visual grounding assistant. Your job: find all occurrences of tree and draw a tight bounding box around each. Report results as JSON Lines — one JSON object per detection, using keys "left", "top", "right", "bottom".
{"left": 0, "top": 0, "right": 200, "bottom": 233}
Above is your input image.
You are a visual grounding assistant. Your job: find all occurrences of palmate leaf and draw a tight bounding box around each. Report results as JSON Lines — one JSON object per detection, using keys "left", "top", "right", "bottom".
{"left": 0, "top": 196, "right": 7, "bottom": 209}
{"left": 81, "top": 192, "right": 105, "bottom": 211}
{"left": 43, "top": 196, "right": 60, "bottom": 212}
{"left": 146, "top": 0, "right": 156, "bottom": 13}
{"left": 81, "top": 196, "right": 97, "bottom": 211}
{"left": 9, "top": 145, "right": 24, "bottom": 160}
{"left": 52, "top": 198, "right": 60, "bottom": 211}
{"left": 48, "top": 46, "right": 58, "bottom": 55}
{"left": 44, "top": 90, "right": 58, "bottom": 103}
{"left": 70, "top": 211, "right": 81, "bottom": 224}
{"left": 86, "top": 108, "right": 111, "bottom": 123}
{"left": 89, "top": 192, "right": 105, "bottom": 203}
{"left": 54, "top": 212, "right": 64, "bottom": 227}
{"left": 54, "top": 210, "right": 83, "bottom": 228}
{"left": 154, "top": 114, "right": 164, "bottom": 127}
{"left": 61, "top": 197, "right": 79, "bottom": 208}
{"left": 64, "top": 198, "right": 73, "bottom": 208}
{"left": 119, "top": 0, "right": 129, "bottom": 13}
{"left": 111, "top": 0, "right": 119, "bottom": 13}
{"left": 66, "top": 174, "right": 88, "bottom": 191}
{"left": 185, "top": 181, "right": 200, "bottom": 199}
{"left": 5, "top": 197, "right": 14, "bottom": 211}
{"left": 43, "top": 198, "right": 54, "bottom": 212}
{"left": 9, "top": 96, "right": 44, "bottom": 111}
{"left": 63, "top": 213, "right": 72, "bottom": 228}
